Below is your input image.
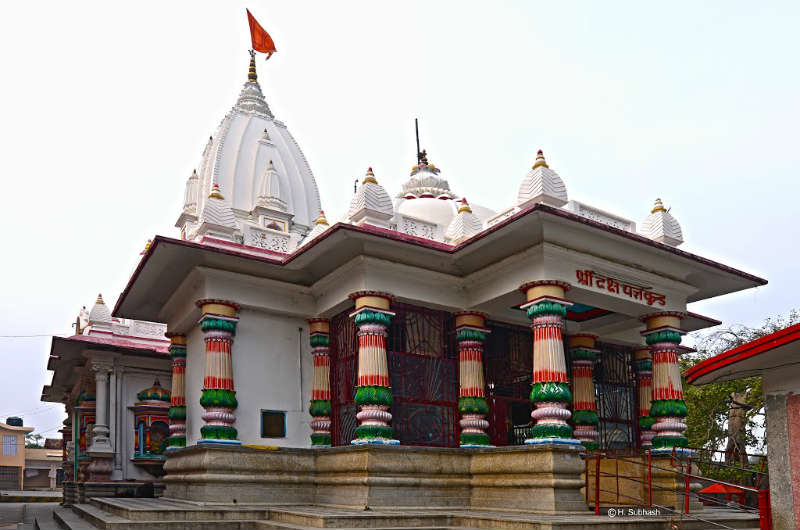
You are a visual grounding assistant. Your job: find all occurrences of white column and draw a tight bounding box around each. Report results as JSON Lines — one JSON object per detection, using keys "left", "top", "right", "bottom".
{"left": 88, "top": 361, "right": 113, "bottom": 455}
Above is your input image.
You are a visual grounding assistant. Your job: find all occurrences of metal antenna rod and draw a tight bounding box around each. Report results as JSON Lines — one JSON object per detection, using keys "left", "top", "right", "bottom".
{"left": 415, "top": 118, "right": 421, "bottom": 165}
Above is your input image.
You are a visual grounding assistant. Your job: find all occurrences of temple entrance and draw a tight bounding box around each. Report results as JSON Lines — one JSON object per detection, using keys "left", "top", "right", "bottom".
{"left": 485, "top": 321, "right": 533, "bottom": 445}
{"left": 330, "top": 305, "right": 639, "bottom": 450}
{"left": 330, "top": 304, "right": 458, "bottom": 447}
{"left": 595, "top": 342, "right": 638, "bottom": 450}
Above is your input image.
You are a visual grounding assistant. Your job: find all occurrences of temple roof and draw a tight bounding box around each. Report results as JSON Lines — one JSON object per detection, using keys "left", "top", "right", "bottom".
{"left": 177, "top": 55, "right": 321, "bottom": 242}
{"left": 640, "top": 198, "right": 683, "bottom": 246}
{"left": 517, "top": 150, "right": 568, "bottom": 208}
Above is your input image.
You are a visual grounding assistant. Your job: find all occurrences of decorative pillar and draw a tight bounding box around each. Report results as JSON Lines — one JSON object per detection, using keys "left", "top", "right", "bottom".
{"left": 567, "top": 334, "right": 599, "bottom": 450}
{"left": 197, "top": 299, "right": 241, "bottom": 445}
{"left": 87, "top": 361, "right": 113, "bottom": 481}
{"left": 166, "top": 333, "right": 187, "bottom": 449}
{"left": 349, "top": 291, "right": 398, "bottom": 445}
{"left": 641, "top": 312, "right": 688, "bottom": 453}
{"left": 308, "top": 318, "right": 332, "bottom": 447}
{"left": 635, "top": 347, "right": 656, "bottom": 448}
{"left": 520, "top": 280, "right": 580, "bottom": 446}
{"left": 455, "top": 311, "right": 492, "bottom": 447}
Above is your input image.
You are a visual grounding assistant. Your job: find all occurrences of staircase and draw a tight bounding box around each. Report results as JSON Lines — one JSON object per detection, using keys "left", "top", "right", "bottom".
{"left": 36, "top": 497, "right": 762, "bottom": 530}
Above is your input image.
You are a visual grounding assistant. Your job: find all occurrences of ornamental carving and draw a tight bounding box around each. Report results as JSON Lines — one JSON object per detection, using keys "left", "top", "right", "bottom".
{"left": 247, "top": 229, "right": 290, "bottom": 253}
{"left": 400, "top": 217, "right": 436, "bottom": 240}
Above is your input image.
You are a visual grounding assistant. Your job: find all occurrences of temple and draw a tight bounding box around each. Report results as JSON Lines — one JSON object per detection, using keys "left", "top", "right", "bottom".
{"left": 41, "top": 46, "right": 767, "bottom": 528}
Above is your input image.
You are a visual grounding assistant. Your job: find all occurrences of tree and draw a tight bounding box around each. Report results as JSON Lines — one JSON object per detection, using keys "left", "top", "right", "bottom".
{"left": 681, "top": 310, "right": 800, "bottom": 461}
{"left": 25, "top": 433, "right": 44, "bottom": 449}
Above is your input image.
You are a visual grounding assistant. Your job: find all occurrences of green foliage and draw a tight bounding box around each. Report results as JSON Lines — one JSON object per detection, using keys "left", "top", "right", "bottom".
{"left": 458, "top": 397, "right": 489, "bottom": 415}
{"left": 25, "top": 433, "right": 44, "bottom": 449}
{"left": 354, "top": 385, "right": 393, "bottom": 406}
{"left": 682, "top": 310, "right": 799, "bottom": 456}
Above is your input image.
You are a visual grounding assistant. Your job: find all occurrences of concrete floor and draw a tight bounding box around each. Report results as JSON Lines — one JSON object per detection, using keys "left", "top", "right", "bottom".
{"left": 0, "top": 502, "right": 57, "bottom": 529}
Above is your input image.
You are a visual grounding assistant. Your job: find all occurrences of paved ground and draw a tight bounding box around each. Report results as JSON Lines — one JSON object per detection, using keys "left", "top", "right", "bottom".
{"left": 0, "top": 502, "right": 58, "bottom": 529}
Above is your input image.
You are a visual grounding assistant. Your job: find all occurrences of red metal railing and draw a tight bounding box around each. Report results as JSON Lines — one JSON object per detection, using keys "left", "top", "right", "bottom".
{"left": 587, "top": 447, "right": 772, "bottom": 530}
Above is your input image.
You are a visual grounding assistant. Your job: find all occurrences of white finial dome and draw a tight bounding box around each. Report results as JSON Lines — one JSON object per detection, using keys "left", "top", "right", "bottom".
{"left": 445, "top": 198, "right": 484, "bottom": 243}
{"left": 640, "top": 198, "right": 683, "bottom": 246}
{"left": 256, "top": 160, "right": 288, "bottom": 212}
{"left": 300, "top": 210, "right": 331, "bottom": 246}
{"left": 517, "top": 150, "right": 568, "bottom": 208}
{"left": 399, "top": 153, "right": 455, "bottom": 199}
{"left": 176, "top": 55, "right": 321, "bottom": 242}
{"left": 194, "top": 183, "right": 238, "bottom": 240}
{"left": 88, "top": 294, "right": 112, "bottom": 328}
{"left": 347, "top": 168, "right": 394, "bottom": 227}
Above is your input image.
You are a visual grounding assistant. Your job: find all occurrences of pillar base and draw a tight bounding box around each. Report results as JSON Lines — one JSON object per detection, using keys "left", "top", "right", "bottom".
{"left": 197, "top": 439, "right": 242, "bottom": 446}
{"left": 525, "top": 438, "right": 582, "bottom": 447}
{"left": 351, "top": 438, "right": 400, "bottom": 445}
{"left": 650, "top": 446, "right": 693, "bottom": 456}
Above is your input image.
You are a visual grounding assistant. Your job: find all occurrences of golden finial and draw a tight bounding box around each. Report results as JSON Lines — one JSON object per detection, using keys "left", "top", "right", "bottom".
{"left": 363, "top": 167, "right": 378, "bottom": 185}
{"left": 315, "top": 210, "right": 329, "bottom": 226}
{"left": 651, "top": 198, "right": 666, "bottom": 213}
{"left": 532, "top": 149, "right": 549, "bottom": 170}
{"left": 140, "top": 239, "right": 152, "bottom": 256}
{"left": 248, "top": 50, "right": 258, "bottom": 83}
{"left": 96, "top": 294, "right": 105, "bottom": 305}
{"left": 457, "top": 198, "right": 473, "bottom": 214}
{"left": 209, "top": 182, "right": 225, "bottom": 200}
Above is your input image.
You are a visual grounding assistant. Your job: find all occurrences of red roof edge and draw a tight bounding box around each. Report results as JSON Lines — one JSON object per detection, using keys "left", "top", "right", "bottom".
{"left": 686, "top": 321, "right": 800, "bottom": 384}
{"left": 113, "top": 203, "right": 767, "bottom": 317}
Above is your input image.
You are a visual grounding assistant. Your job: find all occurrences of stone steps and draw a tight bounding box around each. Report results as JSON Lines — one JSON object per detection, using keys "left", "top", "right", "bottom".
{"left": 43, "top": 500, "right": 762, "bottom": 530}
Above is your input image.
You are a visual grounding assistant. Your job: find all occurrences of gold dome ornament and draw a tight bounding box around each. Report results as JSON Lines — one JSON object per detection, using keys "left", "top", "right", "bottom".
{"left": 209, "top": 182, "right": 225, "bottom": 200}
{"left": 651, "top": 198, "right": 667, "bottom": 213}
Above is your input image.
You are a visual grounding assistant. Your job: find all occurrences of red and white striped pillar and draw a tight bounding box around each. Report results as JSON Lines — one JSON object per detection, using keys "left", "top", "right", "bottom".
{"left": 455, "top": 311, "right": 491, "bottom": 447}
{"left": 634, "top": 347, "right": 656, "bottom": 448}
{"left": 308, "top": 318, "right": 332, "bottom": 447}
{"left": 349, "top": 291, "right": 398, "bottom": 445}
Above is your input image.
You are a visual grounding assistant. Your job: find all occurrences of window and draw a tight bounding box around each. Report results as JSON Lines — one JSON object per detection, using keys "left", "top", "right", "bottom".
{"left": 2, "top": 435, "right": 17, "bottom": 456}
{"left": 260, "top": 410, "right": 286, "bottom": 438}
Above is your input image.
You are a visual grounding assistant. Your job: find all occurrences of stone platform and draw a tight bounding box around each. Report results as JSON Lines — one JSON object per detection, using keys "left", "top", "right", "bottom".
{"left": 163, "top": 443, "right": 587, "bottom": 513}
{"left": 44, "top": 498, "right": 761, "bottom": 530}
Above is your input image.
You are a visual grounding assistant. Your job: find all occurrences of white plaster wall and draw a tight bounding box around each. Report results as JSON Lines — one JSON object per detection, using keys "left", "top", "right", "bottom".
{"left": 185, "top": 326, "right": 206, "bottom": 446}
{"left": 183, "top": 308, "right": 312, "bottom": 448}
{"left": 233, "top": 309, "right": 312, "bottom": 446}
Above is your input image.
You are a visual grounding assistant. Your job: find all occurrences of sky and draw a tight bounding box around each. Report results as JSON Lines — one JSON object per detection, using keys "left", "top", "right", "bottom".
{"left": 0, "top": 1, "right": 798, "bottom": 438}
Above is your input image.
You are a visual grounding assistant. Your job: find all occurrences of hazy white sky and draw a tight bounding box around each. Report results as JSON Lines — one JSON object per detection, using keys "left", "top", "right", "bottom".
{"left": 1, "top": 1, "right": 797, "bottom": 438}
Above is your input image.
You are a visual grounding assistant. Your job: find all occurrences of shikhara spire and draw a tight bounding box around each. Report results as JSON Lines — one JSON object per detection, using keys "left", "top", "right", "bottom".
{"left": 235, "top": 52, "right": 273, "bottom": 117}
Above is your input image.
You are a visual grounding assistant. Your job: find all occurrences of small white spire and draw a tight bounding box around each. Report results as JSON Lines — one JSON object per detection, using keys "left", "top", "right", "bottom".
{"left": 640, "top": 198, "right": 683, "bottom": 246}
{"left": 348, "top": 167, "right": 394, "bottom": 227}
{"left": 517, "top": 149, "right": 568, "bottom": 208}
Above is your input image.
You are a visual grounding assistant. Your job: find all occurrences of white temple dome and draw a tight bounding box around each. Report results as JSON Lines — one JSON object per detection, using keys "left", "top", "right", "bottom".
{"left": 517, "top": 150, "right": 568, "bottom": 208}
{"left": 347, "top": 168, "right": 394, "bottom": 227}
{"left": 640, "top": 198, "right": 683, "bottom": 246}
{"left": 394, "top": 157, "right": 495, "bottom": 231}
{"left": 177, "top": 55, "right": 321, "bottom": 242}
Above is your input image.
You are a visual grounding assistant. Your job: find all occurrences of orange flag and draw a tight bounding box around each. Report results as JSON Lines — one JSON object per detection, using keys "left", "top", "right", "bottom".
{"left": 246, "top": 9, "right": 276, "bottom": 59}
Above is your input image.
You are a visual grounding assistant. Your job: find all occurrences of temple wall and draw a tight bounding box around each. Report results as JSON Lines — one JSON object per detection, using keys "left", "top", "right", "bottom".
{"left": 164, "top": 444, "right": 586, "bottom": 513}
{"left": 183, "top": 307, "right": 313, "bottom": 448}
{"left": 233, "top": 308, "right": 312, "bottom": 446}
